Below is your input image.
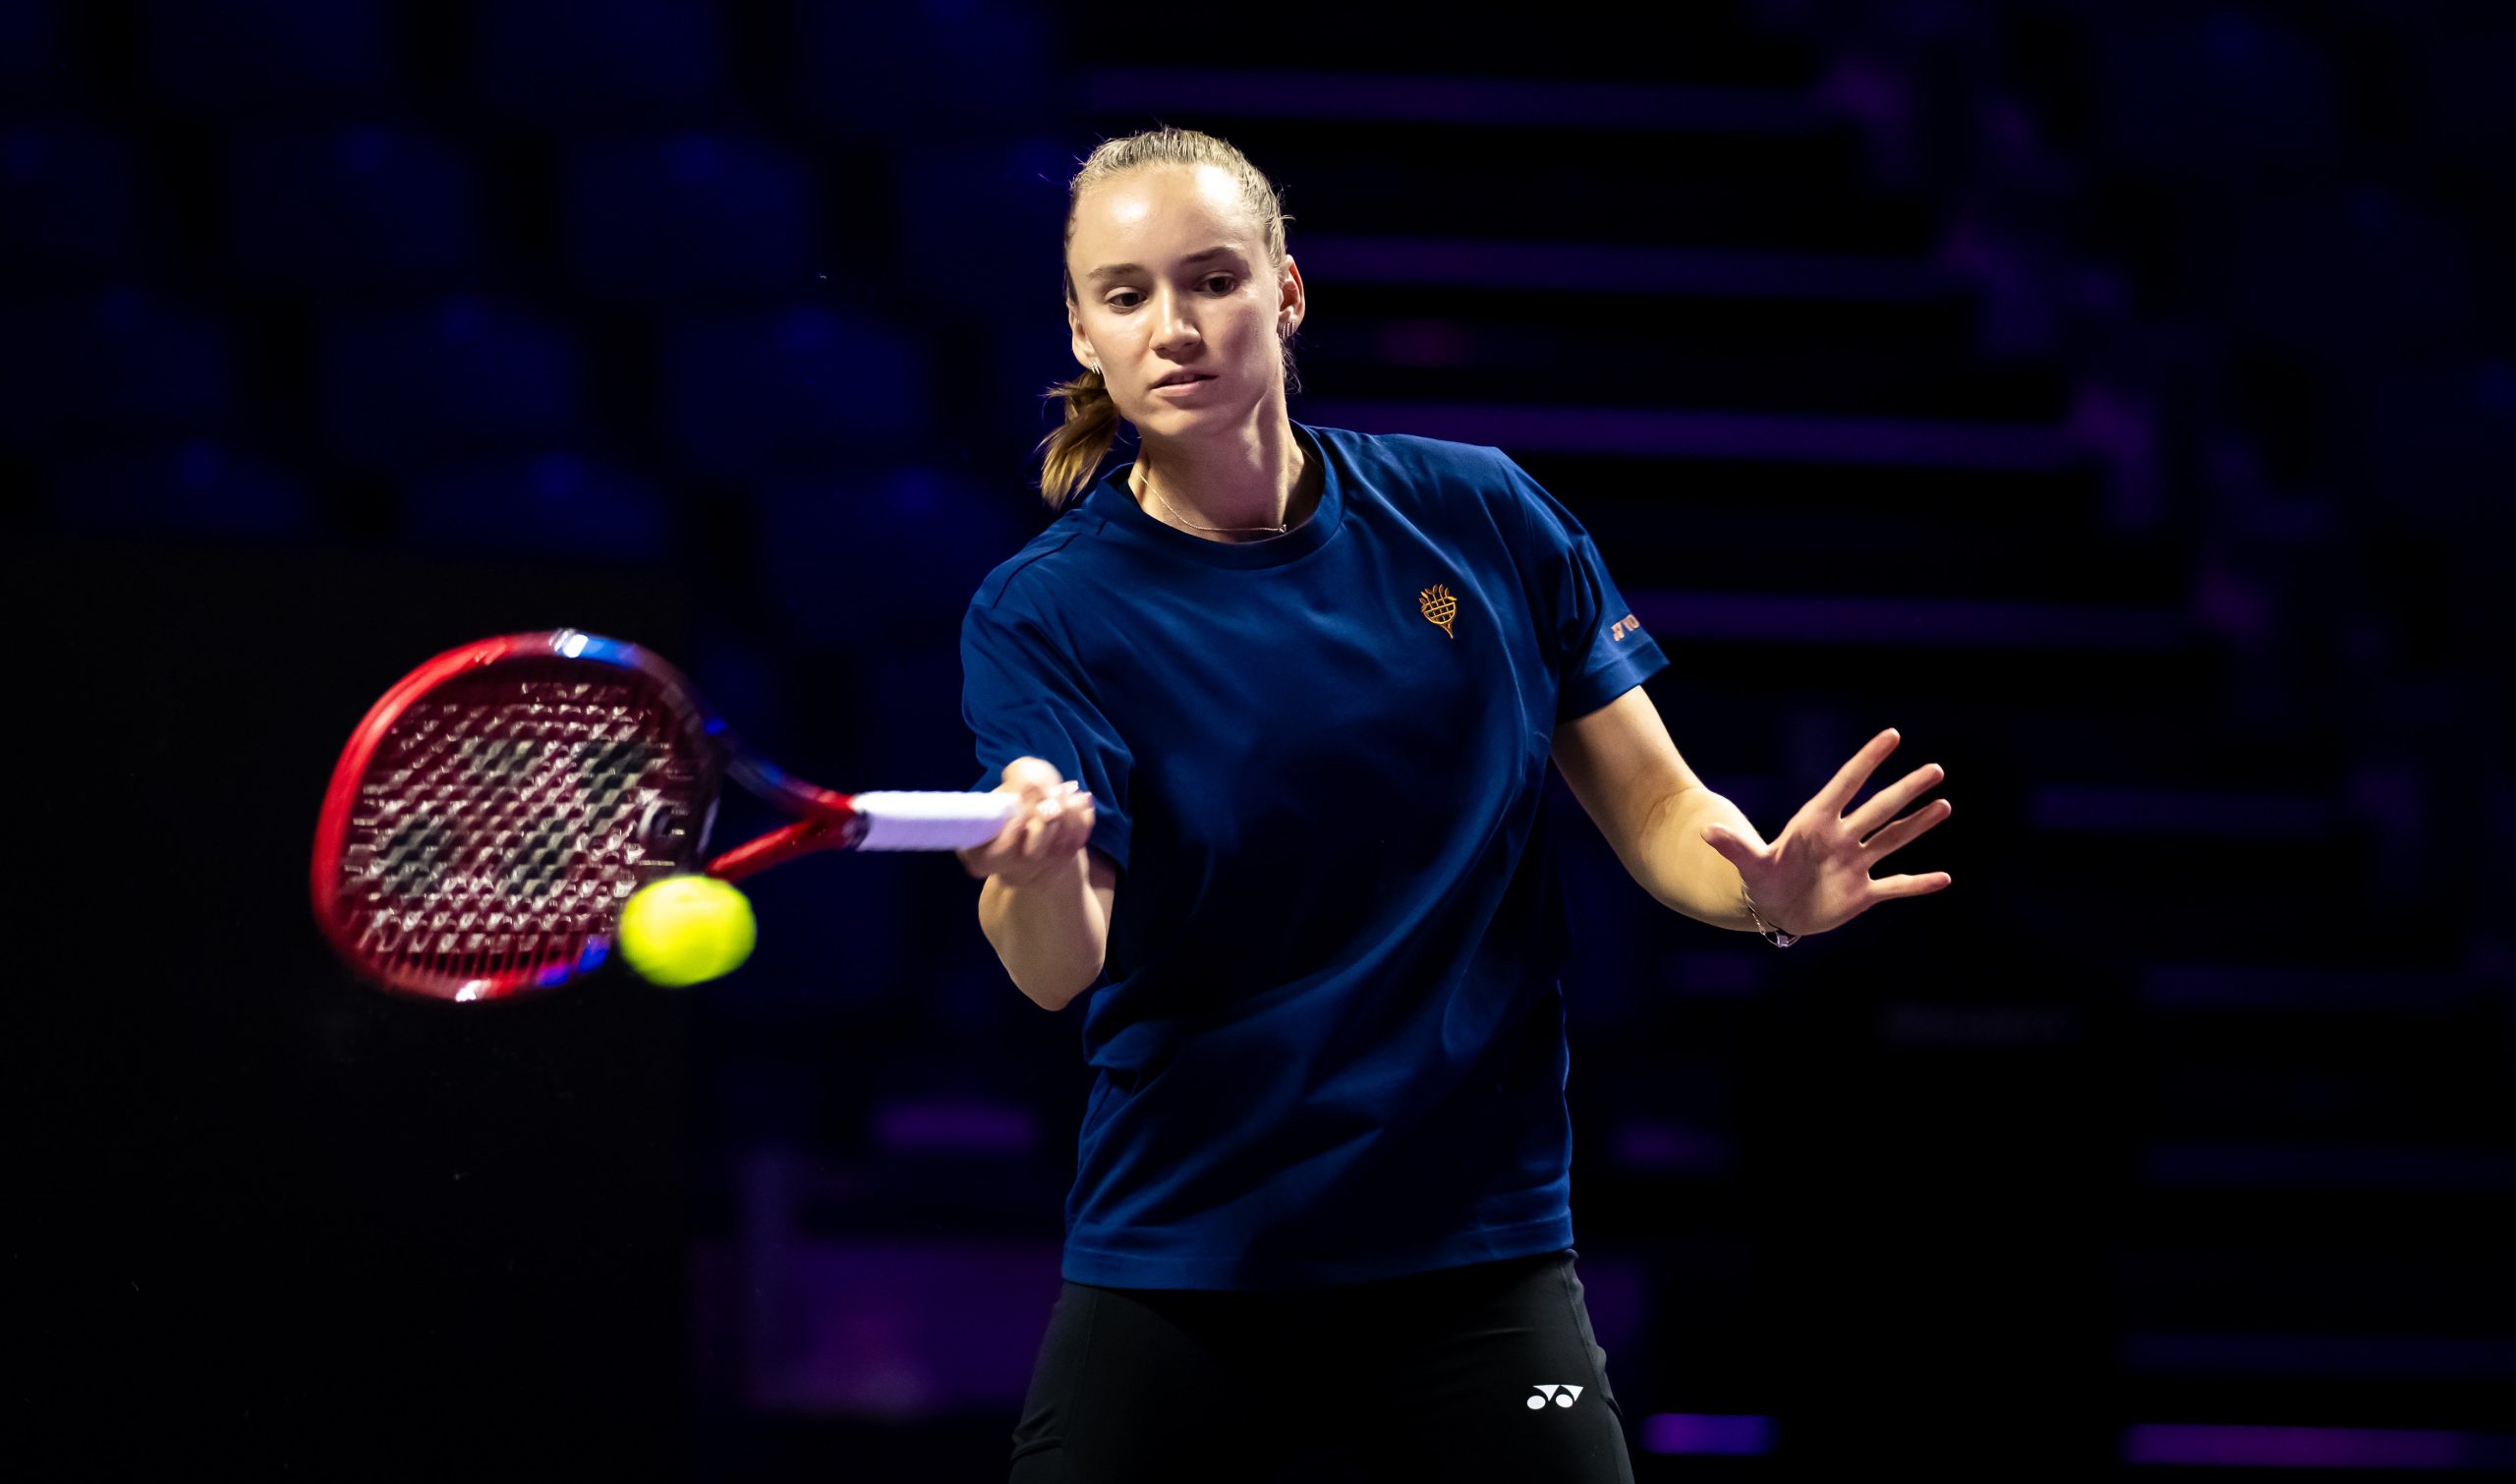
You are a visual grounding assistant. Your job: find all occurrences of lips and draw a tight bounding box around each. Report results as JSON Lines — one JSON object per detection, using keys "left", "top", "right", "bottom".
{"left": 1152, "top": 372, "right": 1213, "bottom": 388}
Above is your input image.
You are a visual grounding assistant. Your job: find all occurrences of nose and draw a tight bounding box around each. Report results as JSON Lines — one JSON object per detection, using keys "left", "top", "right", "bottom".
{"left": 1150, "top": 284, "right": 1202, "bottom": 359}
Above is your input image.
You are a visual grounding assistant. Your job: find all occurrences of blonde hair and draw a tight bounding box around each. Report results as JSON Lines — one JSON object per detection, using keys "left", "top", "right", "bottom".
{"left": 1037, "top": 127, "right": 1296, "bottom": 508}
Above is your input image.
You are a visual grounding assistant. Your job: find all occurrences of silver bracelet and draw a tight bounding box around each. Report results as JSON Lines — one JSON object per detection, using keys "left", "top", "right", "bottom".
{"left": 1743, "top": 887, "right": 1800, "bottom": 947}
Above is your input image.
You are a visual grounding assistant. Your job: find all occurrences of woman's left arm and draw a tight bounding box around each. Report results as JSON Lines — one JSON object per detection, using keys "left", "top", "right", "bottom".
{"left": 1550, "top": 688, "right": 1954, "bottom": 939}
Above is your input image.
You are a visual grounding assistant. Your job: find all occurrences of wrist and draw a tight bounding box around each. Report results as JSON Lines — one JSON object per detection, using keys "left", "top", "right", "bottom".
{"left": 1741, "top": 885, "right": 1801, "bottom": 946}
{"left": 988, "top": 846, "right": 1088, "bottom": 893}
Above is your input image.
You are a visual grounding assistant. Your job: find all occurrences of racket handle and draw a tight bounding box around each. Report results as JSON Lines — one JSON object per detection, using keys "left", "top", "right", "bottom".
{"left": 848, "top": 791, "right": 1023, "bottom": 851}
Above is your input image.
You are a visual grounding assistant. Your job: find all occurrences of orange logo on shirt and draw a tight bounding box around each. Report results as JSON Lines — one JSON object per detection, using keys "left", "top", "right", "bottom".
{"left": 1418, "top": 583, "right": 1458, "bottom": 639}
{"left": 1608, "top": 613, "right": 1641, "bottom": 642}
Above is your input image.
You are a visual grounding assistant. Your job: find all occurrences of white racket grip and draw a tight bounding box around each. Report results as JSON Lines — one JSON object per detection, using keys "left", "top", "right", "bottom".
{"left": 849, "top": 791, "right": 1024, "bottom": 851}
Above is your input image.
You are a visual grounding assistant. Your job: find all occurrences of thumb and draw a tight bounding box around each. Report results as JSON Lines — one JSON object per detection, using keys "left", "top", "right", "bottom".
{"left": 1700, "top": 823, "right": 1752, "bottom": 863}
{"left": 999, "top": 756, "right": 1064, "bottom": 793}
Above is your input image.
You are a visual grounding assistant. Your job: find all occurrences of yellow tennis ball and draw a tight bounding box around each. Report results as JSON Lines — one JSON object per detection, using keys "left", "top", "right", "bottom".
{"left": 616, "top": 876, "right": 756, "bottom": 988}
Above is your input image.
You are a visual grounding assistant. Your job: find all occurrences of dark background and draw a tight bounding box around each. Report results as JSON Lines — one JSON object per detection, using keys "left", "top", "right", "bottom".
{"left": 7, "top": 1, "right": 2511, "bottom": 1479}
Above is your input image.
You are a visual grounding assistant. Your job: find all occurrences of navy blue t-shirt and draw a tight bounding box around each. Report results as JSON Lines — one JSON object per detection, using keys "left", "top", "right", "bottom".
{"left": 960, "top": 422, "right": 1669, "bottom": 1289}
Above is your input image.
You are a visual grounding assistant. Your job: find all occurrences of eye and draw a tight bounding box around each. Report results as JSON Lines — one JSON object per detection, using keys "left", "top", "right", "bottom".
{"left": 1104, "top": 290, "right": 1143, "bottom": 311}
{"left": 1203, "top": 274, "right": 1236, "bottom": 294}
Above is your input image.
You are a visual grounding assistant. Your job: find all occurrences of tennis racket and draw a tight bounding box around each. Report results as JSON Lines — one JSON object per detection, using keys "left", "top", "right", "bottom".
{"left": 311, "top": 628, "right": 1014, "bottom": 1002}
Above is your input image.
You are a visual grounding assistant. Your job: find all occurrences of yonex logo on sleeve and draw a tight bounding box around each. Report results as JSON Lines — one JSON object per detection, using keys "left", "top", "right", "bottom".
{"left": 1608, "top": 614, "right": 1641, "bottom": 642}
{"left": 1528, "top": 1384, "right": 1585, "bottom": 1410}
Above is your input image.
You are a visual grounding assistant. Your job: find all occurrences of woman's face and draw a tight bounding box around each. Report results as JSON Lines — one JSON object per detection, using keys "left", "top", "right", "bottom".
{"left": 1065, "top": 163, "right": 1303, "bottom": 440}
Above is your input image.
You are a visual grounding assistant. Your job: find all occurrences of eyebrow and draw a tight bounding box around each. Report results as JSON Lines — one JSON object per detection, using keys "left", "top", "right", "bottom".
{"left": 1082, "top": 246, "right": 1244, "bottom": 284}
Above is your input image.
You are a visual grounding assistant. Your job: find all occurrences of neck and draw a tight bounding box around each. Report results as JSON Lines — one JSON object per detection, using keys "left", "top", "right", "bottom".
{"left": 1130, "top": 408, "right": 1317, "bottom": 541}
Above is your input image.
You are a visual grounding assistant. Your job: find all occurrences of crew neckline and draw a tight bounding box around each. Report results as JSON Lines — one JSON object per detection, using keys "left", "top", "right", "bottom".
{"left": 1082, "top": 421, "right": 1346, "bottom": 570}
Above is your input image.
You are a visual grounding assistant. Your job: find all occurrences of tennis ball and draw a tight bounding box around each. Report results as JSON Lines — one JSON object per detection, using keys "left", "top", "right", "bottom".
{"left": 616, "top": 876, "right": 756, "bottom": 988}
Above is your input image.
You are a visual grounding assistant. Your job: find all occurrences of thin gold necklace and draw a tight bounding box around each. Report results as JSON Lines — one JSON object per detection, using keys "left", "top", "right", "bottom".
{"left": 1140, "top": 469, "right": 1287, "bottom": 537}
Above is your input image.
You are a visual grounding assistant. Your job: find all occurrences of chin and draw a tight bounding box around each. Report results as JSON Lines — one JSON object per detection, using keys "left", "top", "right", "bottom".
{"left": 1147, "top": 386, "right": 1256, "bottom": 421}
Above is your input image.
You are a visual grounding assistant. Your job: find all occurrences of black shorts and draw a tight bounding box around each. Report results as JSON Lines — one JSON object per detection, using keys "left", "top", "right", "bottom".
{"left": 1008, "top": 1248, "right": 1634, "bottom": 1483}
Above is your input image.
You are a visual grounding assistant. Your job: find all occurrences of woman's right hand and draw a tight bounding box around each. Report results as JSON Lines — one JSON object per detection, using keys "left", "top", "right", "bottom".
{"left": 957, "top": 756, "right": 1097, "bottom": 886}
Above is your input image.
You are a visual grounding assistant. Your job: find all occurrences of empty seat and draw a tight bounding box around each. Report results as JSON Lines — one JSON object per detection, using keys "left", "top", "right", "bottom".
{"left": 397, "top": 449, "right": 674, "bottom": 566}
{"left": 888, "top": 138, "right": 1072, "bottom": 322}
{"left": 562, "top": 133, "right": 818, "bottom": 303}
{"left": 316, "top": 296, "right": 586, "bottom": 469}
{"left": 2324, "top": 358, "right": 2514, "bottom": 524}
{"left": 658, "top": 304, "right": 928, "bottom": 479}
{"left": 138, "top": 0, "right": 400, "bottom": 119}
{"left": 1, "top": 125, "right": 145, "bottom": 280}
{"left": 469, "top": 0, "right": 725, "bottom": 131}
{"left": 42, "top": 438, "right": 314, "bottom": 540}
{"left": 853, "top": 641, "right": 982, "bottom": 791}
{"left": 2196, "top": 185, "right": 2475, "bottom": 364}
{"left": 2088, "top": 11, "right": 2344, "bottom": 188}
{"left": 1, "top": 0, "right": 76, "bottom": 110}
{"left": 2403, "top": 16, "right": 2516, "bottom": 176}
{"left": 0, "top": 288, "right": 235, "bottom": 451}
{"left": 751, "top": 464, "right": 1017, "bottom": 646}
{"left": 786, "top": 0, "right": 1054, "bottom": 141}
{"left": 223, "top": 125, "right": 477, "bottom": 295}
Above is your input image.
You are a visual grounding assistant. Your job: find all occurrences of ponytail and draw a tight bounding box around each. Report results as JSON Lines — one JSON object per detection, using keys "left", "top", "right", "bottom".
{"left": 1036, "top": 367, "right": 1121, "bottom": 509}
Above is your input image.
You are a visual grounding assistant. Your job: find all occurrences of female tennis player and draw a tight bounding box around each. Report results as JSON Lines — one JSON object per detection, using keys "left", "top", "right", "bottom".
{"left": 955, "top": 127, "right": 1954, "bottom": 1483}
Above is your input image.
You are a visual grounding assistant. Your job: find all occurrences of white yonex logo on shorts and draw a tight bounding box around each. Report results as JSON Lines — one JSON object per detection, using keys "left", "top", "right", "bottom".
{"left": 1528, "top": 1384, "right": 1585, "bottom": 1410}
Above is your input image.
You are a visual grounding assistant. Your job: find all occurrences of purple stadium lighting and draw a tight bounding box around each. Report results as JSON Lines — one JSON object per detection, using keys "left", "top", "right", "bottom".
{"left": 2123, "top": 1423, "right": 2516, "bottom": 1470}
{"left": 872, "top": 1097, "right": 1040, "bottom": 1157}
{"left": 1640, "top": 1413, "right": 1774, "bottom": 1455}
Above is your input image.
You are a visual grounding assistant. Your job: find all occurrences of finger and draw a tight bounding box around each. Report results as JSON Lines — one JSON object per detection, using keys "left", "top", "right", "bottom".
{"left": 1000, "top": 757, "right": 1067, "bottom": 795}
{"left": 1845, "top": 761, "right": 1947, "bottom": 841}
{"left": 1814, "top": 727, "right": 1903, "bottom": 820}
{"left": 1857, "top": 796, "right": 1953, "bottom": 858}
{"left": 1698, "top": 822, "right": 1764, "bottom": 866}
{"left": 1050, "top": 799, "right": 1096, "bottom": 854}
{"left": 1010, "top": 801, "right": 1044, "bottom": 861}
{"left": 1019, "top": 795, "right": 1066, "bottom": 859}
{"left": 1044, "top": 803, "right": 1092, "bottom": 859}
{"left": 1006, "top": 780, "right": 1074, "bottom": 845}
{"left": 1001, "top": 755, "right": 1059, "bottom": 783}
{"left": 1870, "top": 871, "right": 1955, "bottom": 900}
{"left": 987, "top": 801, "right": 1036, "bottom": 855}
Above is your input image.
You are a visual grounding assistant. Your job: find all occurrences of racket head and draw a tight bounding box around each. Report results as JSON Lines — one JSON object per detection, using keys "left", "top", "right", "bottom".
{"left": 310, "top": 629, "right": 725, "bottom": 1002}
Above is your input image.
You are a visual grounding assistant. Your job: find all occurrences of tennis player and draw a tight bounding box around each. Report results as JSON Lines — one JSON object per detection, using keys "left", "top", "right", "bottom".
{"left": 957, "top": 127, "right": 1955, "bottom": 1484}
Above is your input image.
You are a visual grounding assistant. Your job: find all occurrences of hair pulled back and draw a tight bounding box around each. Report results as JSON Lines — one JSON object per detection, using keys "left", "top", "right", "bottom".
{"left": 1037, "top": 127, "right": 1295, "bottom": 508}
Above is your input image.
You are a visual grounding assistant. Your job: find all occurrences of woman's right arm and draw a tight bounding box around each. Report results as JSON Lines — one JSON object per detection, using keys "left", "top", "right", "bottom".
{"left": 957, "top": 756, "right": 1117, "bottom": 1012}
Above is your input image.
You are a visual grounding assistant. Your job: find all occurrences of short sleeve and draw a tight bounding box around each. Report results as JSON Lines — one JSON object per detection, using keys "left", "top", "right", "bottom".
{"left": 959, "top": 594, "right": 1134, "bottom": 871}
{"left": 1496, "top": 451, "right": 1671, "bottom": 723}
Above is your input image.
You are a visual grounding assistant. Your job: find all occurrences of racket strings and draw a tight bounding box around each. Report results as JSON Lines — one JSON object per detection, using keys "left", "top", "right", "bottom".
{"left": 338, "top": 665, "right": 707, "bottom": 994}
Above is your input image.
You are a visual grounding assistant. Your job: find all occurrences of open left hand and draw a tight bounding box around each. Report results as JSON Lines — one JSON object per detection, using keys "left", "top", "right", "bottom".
{"left": 1697, "top": 727, "right": 1954, "bottom": 939}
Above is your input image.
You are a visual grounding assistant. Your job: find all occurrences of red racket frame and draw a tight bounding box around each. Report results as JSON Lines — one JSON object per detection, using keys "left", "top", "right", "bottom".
{"left": 312, "top": 630, "right": 890, "bottom": 1000}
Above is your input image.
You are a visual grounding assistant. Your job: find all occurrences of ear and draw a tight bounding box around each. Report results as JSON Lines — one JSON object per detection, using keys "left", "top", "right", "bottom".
{"left": 1277, "top": 254, "right": 1306, "bottom": 340}
{"left": 1066, "top": 300, "right": 1096, "bottom": 374}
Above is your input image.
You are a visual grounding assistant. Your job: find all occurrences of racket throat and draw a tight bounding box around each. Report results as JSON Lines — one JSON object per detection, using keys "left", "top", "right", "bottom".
{"left": 706, "top": 814, "right": 862, "bottom": 882}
